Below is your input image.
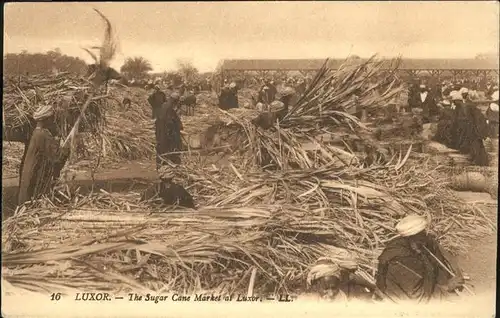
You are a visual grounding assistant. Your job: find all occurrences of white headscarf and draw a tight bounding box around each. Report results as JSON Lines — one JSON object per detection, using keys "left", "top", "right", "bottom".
{"left": 491, "top": 90, "right": 499, "bottom": 102}
{"left": 489, "top": 103, "right": 499, "bottom": 112}
{"left": 396, "top": 215, "right": 428, "bottom": 237}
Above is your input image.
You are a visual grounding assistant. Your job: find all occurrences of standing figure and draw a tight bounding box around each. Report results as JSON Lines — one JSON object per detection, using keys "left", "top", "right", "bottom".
{"left": 148, "top": 85, "right": 167, "bottom": 120}
{"left": 224, "top": 82, "right": 239, "bottom": 109}
{"left": 375, "top": 215, "right": 465, "bottom": 303}
{"left": 18, "top": 105, "right": 70, "bottom": 205}
{"left": 266, "top": 79, "right": 277, "bottom": 101}
{"left": 455, "top": 89, "right": 489, "bottom": 166}
{"left": 413, "top": 84, "right": 438, "bottom": 123}
{"left": 486, "top": 90, "right": 499, "bottom": 138}
{"left": 155, "top": 93, "right": 183, "bottom": 168}
{"left": 218, "top": 83, "right": 231, "bottom": 110}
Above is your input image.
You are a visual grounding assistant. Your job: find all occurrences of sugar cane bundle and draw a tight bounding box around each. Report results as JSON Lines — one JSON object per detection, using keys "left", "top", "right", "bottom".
{"left": 2, "top": 74, "right": 106, "bottom": 141}
{"left": 223, "top": 56, "right": 405, "bottom": 169}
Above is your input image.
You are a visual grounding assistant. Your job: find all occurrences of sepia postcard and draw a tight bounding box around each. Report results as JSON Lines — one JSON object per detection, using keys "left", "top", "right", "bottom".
{"left": 2, "top": 1, "right": 498, "bottom": 317}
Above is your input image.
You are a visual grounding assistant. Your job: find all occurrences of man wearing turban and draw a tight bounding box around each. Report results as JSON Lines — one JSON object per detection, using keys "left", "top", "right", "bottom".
{"left": 375, "top": 215, "right": 465, "bottom": 302}
{"left": 18, "top": 105, "right": 70, "bottom": 205}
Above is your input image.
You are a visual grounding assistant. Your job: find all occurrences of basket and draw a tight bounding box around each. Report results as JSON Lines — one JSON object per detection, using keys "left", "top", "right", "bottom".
{"left": 450, "top": 171, "right": 490, "bottom": 192}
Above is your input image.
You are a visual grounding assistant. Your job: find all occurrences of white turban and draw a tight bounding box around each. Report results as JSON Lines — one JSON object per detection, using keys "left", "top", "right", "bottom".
{"left": 307, "top": 261, "right": 340, "bottom": 286}
{"left": 459, "top": 87, "right": 469, "bottom": 94}
{"left": 396, "top": 215, "right": 428, "bottom": 237}
{"left": 33, "top": 105, "right": 54, "bottom": 121}
{"left": 280, "top": 86, "right": 296, "bottom": 97}
{"left": 489, "top": 103, "right": 499, "bottom": 112}
{"left": 229, "top": 82, "right": 237, "bottom": 89}
{"left": 450, "top": 91, "right": 462, "bottom": 101}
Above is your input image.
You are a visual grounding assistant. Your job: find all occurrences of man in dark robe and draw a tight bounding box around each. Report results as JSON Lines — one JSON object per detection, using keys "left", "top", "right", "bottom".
{"left": 453, "top": 89, "right": 489, "bottom": 166}
{"left": 158, "top": 167, "right": 195, "bottom": 209}
{"left": 224, "top": 82, "right": 239, "bottom": 109}
{"left": 413, "top": 84, "right": 438, "bottom": 123}
{"left": 140, "top": 167, "right": 195, "bottom": 209}
{"left": 18, "top": 105, "right": 70, "bottom": 205}
{"left": 266, "top": 80, "right": 277, "bottom": 101}
{"left": 376, "top": 215, "right": 465, "bottom": 303}
{"left": 155, "top": 93, "right": 183, "bottom": 168}
{"left": 147, "top": 85, "right": 167, "bottom": 120}
{"left": 432, "top": 100, "right": 455, "bottom": 148}
{"left": 257, "top": 86, "right": 270, "bottom": 105}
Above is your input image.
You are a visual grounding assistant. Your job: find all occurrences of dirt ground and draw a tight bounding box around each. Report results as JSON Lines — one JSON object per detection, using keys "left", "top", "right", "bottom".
{"left": 454, "top": 191, "right": 497, "bottom": 297}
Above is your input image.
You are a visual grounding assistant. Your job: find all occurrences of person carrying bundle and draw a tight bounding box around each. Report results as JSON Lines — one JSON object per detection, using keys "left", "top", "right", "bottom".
{"left": 155, "top": 93, "right": 183, "bottom": 169}
{"left": 375, "top": 215, "right": 466, "bottom": 303}
{"left": 148, "top": 85, "right": 167, "bottom": 120}
{"left": 18, "top": 105, "right": 71, "bottom": 206}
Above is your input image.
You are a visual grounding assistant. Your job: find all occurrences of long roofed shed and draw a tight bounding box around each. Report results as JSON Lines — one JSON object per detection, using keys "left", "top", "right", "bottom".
{"left": 218, "top": 58, "right": 499, "bottom": 71}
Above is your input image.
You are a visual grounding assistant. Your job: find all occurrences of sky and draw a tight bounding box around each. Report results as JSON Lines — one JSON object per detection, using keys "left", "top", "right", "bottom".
{"left": 4, "top": 1, "right": 499, "bottom": 72}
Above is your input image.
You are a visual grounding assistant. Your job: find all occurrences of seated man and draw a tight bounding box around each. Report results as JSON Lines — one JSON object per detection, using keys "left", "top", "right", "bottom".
{"left": 375, "top": 215, "right": 465, "bottom": 303}
{"left": 140, "top": 165, "right": 195, "bottom": 209}
{"left": 307, "top": 251, "right": 379, "bottom": 301}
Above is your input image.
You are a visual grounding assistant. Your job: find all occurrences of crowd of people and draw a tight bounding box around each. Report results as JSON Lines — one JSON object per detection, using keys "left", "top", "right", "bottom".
{"left": 407, "top": 79, "right": 498, "bottom": 166}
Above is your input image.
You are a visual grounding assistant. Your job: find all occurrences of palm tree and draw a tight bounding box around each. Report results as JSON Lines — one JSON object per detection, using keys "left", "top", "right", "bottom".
{"left": 120, "top": 57, "right": 153, "bottom": 80}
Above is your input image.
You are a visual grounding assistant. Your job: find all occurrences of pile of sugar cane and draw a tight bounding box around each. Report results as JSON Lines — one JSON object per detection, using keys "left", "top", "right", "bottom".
{"left": 2, "top": 73, "right": 105, "bottom": 139}
{"left": 2, "top": 148, "right": 495, "bottom": 296}
{"left": 2, "top": 57, "right": 495, "bottom": 298}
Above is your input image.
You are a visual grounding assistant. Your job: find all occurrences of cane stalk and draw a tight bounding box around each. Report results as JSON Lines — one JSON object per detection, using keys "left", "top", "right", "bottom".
{"left": 422, "top": 245, "right": 474, "bottom": 296}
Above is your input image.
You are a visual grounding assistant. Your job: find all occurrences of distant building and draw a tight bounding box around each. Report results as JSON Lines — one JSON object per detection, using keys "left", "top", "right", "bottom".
{"left": 215, "top": 58, "right": 499, "bottom": 83}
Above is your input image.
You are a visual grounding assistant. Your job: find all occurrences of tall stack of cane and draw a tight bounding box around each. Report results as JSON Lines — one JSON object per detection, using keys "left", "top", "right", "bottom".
{"left": 61, "top": 8, "right": 118, "bottom": 159}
